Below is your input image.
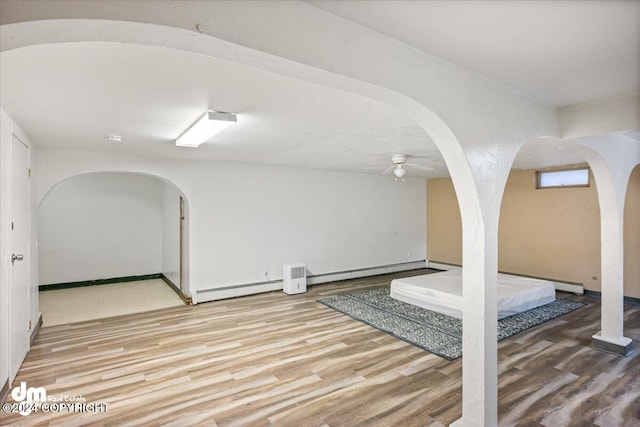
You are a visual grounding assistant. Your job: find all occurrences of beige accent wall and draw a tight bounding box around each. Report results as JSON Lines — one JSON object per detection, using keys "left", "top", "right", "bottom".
{"left": 426, "top": 178, "right": 463, "bottom": 266}
{"left": 426, "top": 165, "right": 640, "bottom": 298}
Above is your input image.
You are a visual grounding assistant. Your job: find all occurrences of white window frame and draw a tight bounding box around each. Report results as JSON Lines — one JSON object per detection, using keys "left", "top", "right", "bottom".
{"left": 536, "top": 168, "right": 590, "bottom": 189}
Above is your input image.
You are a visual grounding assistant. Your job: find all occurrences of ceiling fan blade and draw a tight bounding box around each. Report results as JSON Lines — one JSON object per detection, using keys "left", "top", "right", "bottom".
{"left": 411, "top": 164, "right": 434, "bottom": 171}
{"left": 364, "top": 164, "right": 390, "bottom": 169}
{"left": 381, "top": 165, "right": 395, "bottom": 175}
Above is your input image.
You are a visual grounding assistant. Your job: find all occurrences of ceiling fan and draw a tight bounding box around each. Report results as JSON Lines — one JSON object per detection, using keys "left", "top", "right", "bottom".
{"left": 366, "top": 154, "right": 432, "bottom": 181}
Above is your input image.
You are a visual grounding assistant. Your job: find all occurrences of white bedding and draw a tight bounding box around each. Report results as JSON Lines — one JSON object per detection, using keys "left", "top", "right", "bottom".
{"left": 390, "top": 269, "right": 556, "bottom": 319}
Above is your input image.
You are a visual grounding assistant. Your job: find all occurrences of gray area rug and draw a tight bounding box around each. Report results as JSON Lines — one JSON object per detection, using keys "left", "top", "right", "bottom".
{"left": 318, "top": 286, "right": 585, "bottom": 360}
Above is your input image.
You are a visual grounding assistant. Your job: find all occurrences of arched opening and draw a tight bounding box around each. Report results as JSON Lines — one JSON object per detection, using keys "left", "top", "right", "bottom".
{"left": 426, "top": 142, "right": 600, "bottom": 289}
{"left": 499, "top": 143, "right": 600, "bottom": 289}
{"left": 489, "top": 138, "right": 638, "bottom": 423}
{"left": 2, "top": 21, "right": 481, "bottom": 307}
{"left": 427, "top": 138, "right": 637, "bottom": 422}
{"left": 624, "top": 164, "right": 640, "bottom": 299}
{"left": 0, "top": 15, "right": 504, "bottom": 427}
{"left": 38, "top": 171, "right": 191, "bottom": 325}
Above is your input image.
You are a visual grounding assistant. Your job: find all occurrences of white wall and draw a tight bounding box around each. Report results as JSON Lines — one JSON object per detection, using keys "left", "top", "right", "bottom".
{"left": 34, "top": 149, "right": 427, "bottom": 302}
{"left": 161, "top": 183, "right": 181, "bottom": 287}
{"left": 38, "top": 172, "right": 164, "bottom": 285}
{"left": 199, "top": 165, "right": 425, "bottom": 286}
{"left": 560, "top": 92, "right": 640, "bottom": 139}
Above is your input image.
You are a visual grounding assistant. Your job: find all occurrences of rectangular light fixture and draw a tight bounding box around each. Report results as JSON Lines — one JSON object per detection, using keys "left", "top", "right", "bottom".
{"left": 176, "top": 110, "right": 237, "bottom": 148}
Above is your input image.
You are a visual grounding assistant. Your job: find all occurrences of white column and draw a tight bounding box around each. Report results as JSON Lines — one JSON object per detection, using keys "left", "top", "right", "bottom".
{"left": 570, "top": 135, "right": 638, "bottom": 356}
{"left": 593, "top": 204, "right": 631, "bottom": 353}
{"left": 451, "top": 146, "right": 516, "bottom": 427}
{"left": 451, "top": 217, "right": 499, "bottom": 427}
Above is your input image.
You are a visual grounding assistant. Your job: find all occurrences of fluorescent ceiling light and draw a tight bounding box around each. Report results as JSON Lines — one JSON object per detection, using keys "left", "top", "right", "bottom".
{"left": 176, "top": 110, "right": 237, "bottom": 148}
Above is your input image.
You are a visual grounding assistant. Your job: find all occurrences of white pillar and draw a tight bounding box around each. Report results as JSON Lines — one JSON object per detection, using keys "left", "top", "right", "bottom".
{"left": 570, "top": 135, "right": 639, "bottom": 356}
{"left": 450, "top": 216, "right": 499, "bottom": 427}
{"left": 593, "top": 201, "right": 631, "bottom": 354}
{"left": 451, "top": 147, "right": 517, "bottom": 427}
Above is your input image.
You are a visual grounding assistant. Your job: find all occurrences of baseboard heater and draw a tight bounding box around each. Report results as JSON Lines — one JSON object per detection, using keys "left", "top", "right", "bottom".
{"left": 426, "top": 261, "right": 584, "bottom": 295}
{"left": 195, "top": 260, "right": 427, "bottom": 303}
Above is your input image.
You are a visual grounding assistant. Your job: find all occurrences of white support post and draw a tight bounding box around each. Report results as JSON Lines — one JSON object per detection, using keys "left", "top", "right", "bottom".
{"left": 449, "top": 145, "right": 514, "bottom": 426}
{"left": 591, "top": 174, "right": 632, "bottom": 356}
{"left": 569, "top": 136, "right": 637, "bottom": 357}
{"left": 451, "top": 216, "right": 499, "bottom": 427}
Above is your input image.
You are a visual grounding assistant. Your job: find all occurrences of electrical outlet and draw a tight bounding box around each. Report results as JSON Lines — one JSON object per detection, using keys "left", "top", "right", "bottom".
{"left": 407, "top": 251, "right": 412, "bottom": 259}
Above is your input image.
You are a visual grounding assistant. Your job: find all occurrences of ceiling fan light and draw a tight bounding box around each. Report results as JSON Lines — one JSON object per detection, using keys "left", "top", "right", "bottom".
{"left": 176, "top": 110, "right": 237, "bottom": 148}
{"left": 394, "top": 165, "right": 406, "bottom": 178}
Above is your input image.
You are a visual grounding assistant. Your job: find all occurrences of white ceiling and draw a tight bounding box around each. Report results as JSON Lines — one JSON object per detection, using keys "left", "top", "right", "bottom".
{"left": 4, "top": 1, "right": 634, "bottom": 176}
{"left": 0, "top": 42, "right": 446, "bottom": 176}
{"left": 308, "top": 0, "right": 640, "bottom": 107}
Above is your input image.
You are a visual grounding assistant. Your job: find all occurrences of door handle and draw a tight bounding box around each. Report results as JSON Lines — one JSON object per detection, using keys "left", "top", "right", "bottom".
{"left": 11, "top": 254, "right": 24, "bottom": 263}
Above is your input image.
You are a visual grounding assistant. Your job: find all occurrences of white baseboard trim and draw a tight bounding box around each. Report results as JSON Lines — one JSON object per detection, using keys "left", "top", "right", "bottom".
{"left": 426, "top": 261, "right": 460, "bottom": 270}
{"left": 196, "top": 260, "right": 427, "bottom": 303}
{"left": 307, "top": 260, "right": 427, "bottom": 285}
{"left": 426, "top": 260, "right": 584, "bottom": 294}
{"left": 553, "top": 281, "right": 584, "bottom": 294}
{"left": 197, "top": 281, "right": 284, "bottom": 302}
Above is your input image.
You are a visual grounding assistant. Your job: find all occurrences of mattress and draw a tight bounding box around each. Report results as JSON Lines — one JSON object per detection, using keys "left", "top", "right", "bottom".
{"left": 390, "top": 269, "right": 556, "bottom": 319}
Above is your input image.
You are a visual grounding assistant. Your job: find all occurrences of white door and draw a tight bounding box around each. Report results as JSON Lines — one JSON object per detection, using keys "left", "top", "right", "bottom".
{"left": 9, "top": 135, "right": 29, "bottom": 380}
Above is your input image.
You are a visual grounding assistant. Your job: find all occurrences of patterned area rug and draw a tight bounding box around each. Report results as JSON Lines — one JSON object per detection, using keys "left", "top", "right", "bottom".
{"left": 318, "top": 286, "right": 585, "bottom": 360}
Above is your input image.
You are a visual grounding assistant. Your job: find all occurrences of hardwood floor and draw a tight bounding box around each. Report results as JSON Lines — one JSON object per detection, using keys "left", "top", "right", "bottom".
{"left": 1, "top": 269, "right": 638, "bottom": 426}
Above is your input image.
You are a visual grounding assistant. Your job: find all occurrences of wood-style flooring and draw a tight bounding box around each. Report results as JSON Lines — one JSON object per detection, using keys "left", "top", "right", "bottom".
{"left": 1, "top": 269, "right": 639, "bottom": 426}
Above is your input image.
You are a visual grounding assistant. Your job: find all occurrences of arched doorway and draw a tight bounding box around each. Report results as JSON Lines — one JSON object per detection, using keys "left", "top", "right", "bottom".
{"left": 624, "top": 164, "right": 640, "bottom": 299}
{"left": 38, "top": 171, "right": 191, "bottom": 325}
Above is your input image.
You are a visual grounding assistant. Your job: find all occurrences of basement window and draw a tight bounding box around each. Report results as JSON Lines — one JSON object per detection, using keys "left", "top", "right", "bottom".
{"left": 537, "top": 168, "right": 590, "bottom": 189}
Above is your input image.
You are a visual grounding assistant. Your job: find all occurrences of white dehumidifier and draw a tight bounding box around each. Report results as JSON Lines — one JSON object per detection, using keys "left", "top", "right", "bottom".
{"left": 283, "top": 263, "right": 307, "bottom": 294}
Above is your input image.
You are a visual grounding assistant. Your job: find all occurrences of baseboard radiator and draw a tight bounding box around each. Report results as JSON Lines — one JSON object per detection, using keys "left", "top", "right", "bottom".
{"left": 195, "top": 260, "right": 427, "bottom": 303}
{"left": 426, "top": 261, "right": 584, "bottom": 295}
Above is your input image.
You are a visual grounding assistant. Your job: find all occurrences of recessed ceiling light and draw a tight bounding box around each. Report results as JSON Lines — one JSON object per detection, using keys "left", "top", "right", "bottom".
{"left": 105, "top": 134, "right": 123, "bottom": 142}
